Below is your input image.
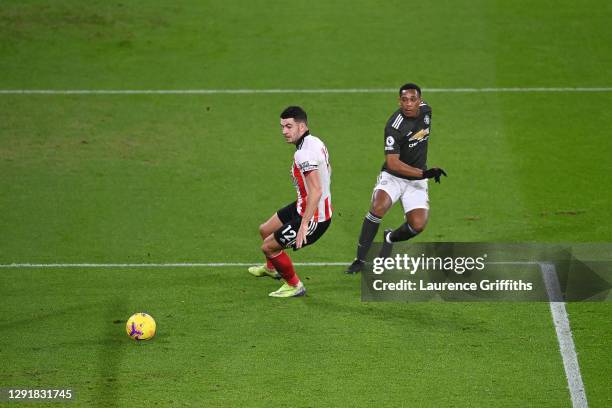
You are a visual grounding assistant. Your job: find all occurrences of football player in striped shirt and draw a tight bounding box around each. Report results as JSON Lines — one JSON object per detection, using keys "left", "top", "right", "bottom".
{"left": 248, "top": 106, "right": 332, "bottom": 297}
{"left": 346, "top": 83, "right": 447, "bottom": 273}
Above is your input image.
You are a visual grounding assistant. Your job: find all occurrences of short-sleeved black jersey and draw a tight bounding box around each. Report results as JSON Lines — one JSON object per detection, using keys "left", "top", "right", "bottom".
{"left": 381, "top": 102, "right": 432, "bottom": 180}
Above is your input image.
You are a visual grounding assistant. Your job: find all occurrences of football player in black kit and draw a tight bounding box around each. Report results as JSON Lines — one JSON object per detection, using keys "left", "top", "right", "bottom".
{"left": 346, "top": 83, "right": 447, "bottom": 274}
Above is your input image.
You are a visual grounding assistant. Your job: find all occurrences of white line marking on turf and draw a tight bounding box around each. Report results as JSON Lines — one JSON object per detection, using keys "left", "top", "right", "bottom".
{"left": 0, "top": 261, "right": 546, "bottom": 268}
{"left": 0, "top": 260, "right": 587, "bottom": 406}
{"left": 540, "top": 262, "right": 589, "bottom": 408}
{"left": 0, "top": 87, "right": 611, "bottom": 95}
{"left": 0, "top": 262, "right": 349, "bottom": 268}
{"left": 0, "top": 261, "right": 542, "bottom": 268}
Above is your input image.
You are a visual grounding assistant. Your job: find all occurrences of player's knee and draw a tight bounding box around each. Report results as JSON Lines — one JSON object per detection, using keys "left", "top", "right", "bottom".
{"left": 369, "top": 204, "right": 387, "bottom": 219}
{"left": 261, "top": 239, "right": 280, "bottom": 257}
{"left": 260, "top": 242, "right": 272, "bottom": 256}
{"left": 258, "top": 223, "right": 268, "bottom": 238}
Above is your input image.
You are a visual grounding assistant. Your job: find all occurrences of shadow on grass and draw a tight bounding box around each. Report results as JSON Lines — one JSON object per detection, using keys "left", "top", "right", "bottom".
{"left": 0, "top": 301, "right": 103, "bottom": 331}
{"left": 92, "top": 300, "right": 126, "bottom": 408}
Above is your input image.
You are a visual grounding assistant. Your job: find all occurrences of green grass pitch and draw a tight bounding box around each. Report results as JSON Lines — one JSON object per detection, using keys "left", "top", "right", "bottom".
{"left": 1, "top": 1, "right": 611, "bottom": 407}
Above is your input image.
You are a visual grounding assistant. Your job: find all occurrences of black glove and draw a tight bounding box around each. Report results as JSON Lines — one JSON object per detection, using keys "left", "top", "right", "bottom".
{"left": 422, "top": 167, "right": 447, "bottom": 183}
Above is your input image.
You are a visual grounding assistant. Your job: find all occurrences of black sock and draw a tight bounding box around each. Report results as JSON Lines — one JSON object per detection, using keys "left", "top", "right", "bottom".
{"left": 356, "top": 212, "right": 381, "bottom": 261}
{"left": 389, "top": 222, "right": 418, "bottom": 243}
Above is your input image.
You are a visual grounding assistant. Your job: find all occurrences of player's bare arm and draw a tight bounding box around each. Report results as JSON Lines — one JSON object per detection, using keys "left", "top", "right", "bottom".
{"left": 296, "top": 169, "right": 322, "bottom": 249}
{"left": 386, "top": 154, "right": 447, "bottom": 182}
{"left": 385, "top": 154, "right": 424, "bottom": 179}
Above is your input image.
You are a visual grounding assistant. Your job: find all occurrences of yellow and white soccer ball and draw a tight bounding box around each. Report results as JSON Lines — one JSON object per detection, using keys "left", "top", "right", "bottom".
{"left": 126, "top": 313, "right": 156, "bottom": 341}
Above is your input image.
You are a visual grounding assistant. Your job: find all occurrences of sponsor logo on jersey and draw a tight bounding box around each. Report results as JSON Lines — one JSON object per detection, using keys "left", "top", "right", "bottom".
{"left": 409, "top": 139, "right": 428, "bottom": 148}
{"left": 408, "top": 128, "right": 430, "bottom": 148}
{"left": 408, "top": 128, "right": 430, "bottom": 141}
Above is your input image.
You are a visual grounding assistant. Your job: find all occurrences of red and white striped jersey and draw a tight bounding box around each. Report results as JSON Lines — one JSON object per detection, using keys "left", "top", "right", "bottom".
{"left": 291, "top": 133, "right": 332, "bottom": 222}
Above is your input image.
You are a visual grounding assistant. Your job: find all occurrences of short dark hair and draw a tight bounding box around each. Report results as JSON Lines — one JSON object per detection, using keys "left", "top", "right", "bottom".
{"left": 399, "top": 83, "right": 421, "bottom": 97}
{"left": 280, "top": 106, "right": 308, "bottom": 124}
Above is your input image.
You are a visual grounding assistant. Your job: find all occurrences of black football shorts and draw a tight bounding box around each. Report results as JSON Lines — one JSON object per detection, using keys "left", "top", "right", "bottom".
{"left": 273, "top": 201, "right": 331, "bottom": 250}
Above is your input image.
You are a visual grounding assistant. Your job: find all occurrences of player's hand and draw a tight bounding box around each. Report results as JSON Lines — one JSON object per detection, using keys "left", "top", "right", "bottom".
{"left": 295, "top": 223, "right": 308, "bottom": 249}
{"left": 422, "top": 167, "right": 447, "bottom": 183}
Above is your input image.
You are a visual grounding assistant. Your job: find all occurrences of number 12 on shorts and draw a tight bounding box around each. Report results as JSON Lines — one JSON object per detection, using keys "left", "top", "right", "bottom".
{"left": 281, "top": 225, "right": 297, "bottom": 245}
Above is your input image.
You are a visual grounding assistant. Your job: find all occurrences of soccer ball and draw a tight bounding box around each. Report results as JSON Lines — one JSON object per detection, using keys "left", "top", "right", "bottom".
{"left": 126, "top": 313, "right": 156, "bottom": 341}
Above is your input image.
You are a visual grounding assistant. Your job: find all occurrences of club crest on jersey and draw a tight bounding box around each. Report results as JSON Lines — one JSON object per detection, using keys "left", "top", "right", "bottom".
{"left": 424, "top": 114, "right": 430, "bottom": 125}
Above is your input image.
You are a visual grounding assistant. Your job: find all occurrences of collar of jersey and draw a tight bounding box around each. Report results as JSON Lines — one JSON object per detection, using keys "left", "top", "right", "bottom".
{"left": 295, "top": 130, "right": 310, "bottom": 149}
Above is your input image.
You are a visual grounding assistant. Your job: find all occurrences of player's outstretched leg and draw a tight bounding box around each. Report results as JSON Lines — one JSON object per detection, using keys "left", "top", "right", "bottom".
{"left": 248, "top": 215, "right": 283, "bottom": 278}
{"left": 382, "top": 209, "right": 427, "bottom": 249}
{"left": 386, "top": 222, "right": 420, "bottom": 242}
{"left": 248, "top": 265, "right": 281, "bottom": 279}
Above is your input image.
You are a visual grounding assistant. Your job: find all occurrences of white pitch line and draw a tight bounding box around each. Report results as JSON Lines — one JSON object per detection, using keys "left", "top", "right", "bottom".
{"left": 0, "top": 87, "right": 611, "bottom": 95}
{"left": 0, "top": 262, "right": 349, "bottom": 268}
{"left": 540, "top": 262, "right": 589, "bottom": 408}
{"left": 0, "top": 259, "right": 588, "bottom": 406}
{"left": 0, "top": 261, "right": 542, "bottom": 268}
